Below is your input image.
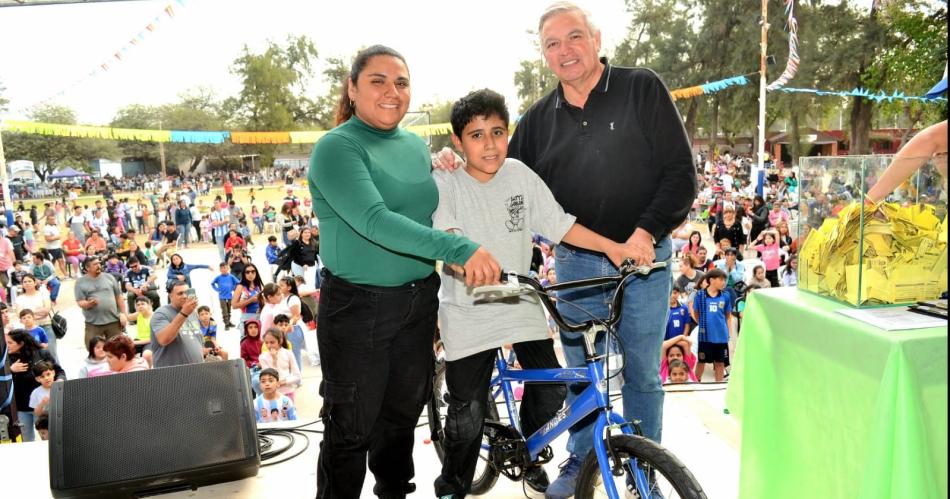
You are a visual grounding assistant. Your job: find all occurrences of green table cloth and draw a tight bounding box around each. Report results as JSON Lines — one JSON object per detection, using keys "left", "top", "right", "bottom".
{"left": 727, "top": 287, "right": 947, "bottom": 499}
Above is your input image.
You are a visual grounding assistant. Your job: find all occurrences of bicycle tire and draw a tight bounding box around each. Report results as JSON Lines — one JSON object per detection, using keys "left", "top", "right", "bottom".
{"left": 575, "top": 434, "right": 706, "bottom": 499}
{"left": 426, "top": 361, "right": 500, "bottom": 495}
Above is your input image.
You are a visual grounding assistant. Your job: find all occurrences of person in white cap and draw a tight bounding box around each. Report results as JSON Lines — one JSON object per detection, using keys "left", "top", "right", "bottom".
{"left": 866, "top": 64, "right": 947, "bottom": 203}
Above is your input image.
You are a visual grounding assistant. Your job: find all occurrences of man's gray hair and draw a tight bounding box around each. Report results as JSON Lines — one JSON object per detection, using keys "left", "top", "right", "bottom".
{"left": 169, "top": 280, "right": 190, "bottom": 293}
{"left": 538, "top": 1, "right": 599, "bottom": 36}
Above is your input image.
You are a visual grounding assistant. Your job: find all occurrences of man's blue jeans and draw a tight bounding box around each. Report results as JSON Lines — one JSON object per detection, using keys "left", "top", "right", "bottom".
{"left": 556, "top": 238, "right": 672, "bottom": 457}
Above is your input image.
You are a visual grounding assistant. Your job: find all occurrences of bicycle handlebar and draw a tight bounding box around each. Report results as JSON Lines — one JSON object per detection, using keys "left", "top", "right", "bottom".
{"left": 473, "top": 259, "right": 668, "bottom": 333}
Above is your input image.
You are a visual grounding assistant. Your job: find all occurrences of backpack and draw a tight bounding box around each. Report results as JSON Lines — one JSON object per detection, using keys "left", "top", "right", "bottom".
{"left": 51, "top": 312, "right": 68, "bottom": 339}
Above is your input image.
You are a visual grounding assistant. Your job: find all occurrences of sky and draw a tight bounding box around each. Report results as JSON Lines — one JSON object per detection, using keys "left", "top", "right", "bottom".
{"left": 0, "top": 0, "right": 632, "bottom": 126}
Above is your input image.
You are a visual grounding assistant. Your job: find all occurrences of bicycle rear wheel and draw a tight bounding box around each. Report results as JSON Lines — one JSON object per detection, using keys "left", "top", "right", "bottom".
{"left": 575, "top": 434, "right": 706, "bottom": 499}
{"left": 426, "top": 360, "right": 500, "bottom": 495}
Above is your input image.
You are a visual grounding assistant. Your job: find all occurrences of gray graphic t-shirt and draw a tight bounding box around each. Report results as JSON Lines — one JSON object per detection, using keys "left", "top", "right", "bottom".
{"left": 432, "top": 159, "right": 575, "bottom": 361}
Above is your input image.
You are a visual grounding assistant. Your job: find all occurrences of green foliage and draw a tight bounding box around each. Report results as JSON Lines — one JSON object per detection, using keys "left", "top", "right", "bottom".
{"left": 513, "top": 32, "right": 557, "bottom": 115}
{"left": 2, "top": 103, "right": 119, "bottom": 181}
{"left": 0, "top": 79, "right": 8, "bottom": 114}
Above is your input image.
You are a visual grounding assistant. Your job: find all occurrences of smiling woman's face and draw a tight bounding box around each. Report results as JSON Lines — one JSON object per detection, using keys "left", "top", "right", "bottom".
{"left": 348, "top": 55, "right": 411, "bottom": 131}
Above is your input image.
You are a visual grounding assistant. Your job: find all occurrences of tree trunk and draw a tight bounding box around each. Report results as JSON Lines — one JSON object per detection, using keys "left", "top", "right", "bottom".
{"left": 896, "top": 105, "right": 924, "bottom": 152}
{"left": 849, "top": 97, "right": 874, "bottom": 154}
{"left": 789, "top": 107, "right": 801, "bottom": 166}
{"left": 709, "top": 96, "right": 720, "bottom": 154}
{"left": 684, "top": 99, "right": 699, "bottom": 147}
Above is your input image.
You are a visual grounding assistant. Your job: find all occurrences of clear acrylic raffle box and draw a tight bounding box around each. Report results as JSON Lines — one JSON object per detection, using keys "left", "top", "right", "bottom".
{"left": 797, "top": 154, "right": 947, "bottom": 307}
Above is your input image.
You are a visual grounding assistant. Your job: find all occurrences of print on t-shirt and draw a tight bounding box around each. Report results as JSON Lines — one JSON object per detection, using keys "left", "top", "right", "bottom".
{"left": 505, "top": 194, "right": 525, "bottom": 232}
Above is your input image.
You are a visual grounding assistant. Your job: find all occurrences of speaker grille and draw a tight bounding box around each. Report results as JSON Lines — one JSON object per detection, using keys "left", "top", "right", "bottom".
{"left": 57, "top": 360, "right": 255, "bottom": 488}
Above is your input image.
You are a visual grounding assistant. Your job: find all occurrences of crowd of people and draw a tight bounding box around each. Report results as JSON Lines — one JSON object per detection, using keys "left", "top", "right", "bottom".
{"left": 1, "top": 170, "right": 323, "bottom": 442}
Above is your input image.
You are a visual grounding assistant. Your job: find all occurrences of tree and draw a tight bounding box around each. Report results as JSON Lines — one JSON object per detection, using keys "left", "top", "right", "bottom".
{"left": 2, "top": 103, "right": 118, "bottom": 181}
{"left": 513, "top": 32, "right": 557, "bottom": 115}
{"left": 312, "top": 56, "right": 350, "bottom": 129}
{"left": 226, "top": 35, "right": 320, "bottom": 167}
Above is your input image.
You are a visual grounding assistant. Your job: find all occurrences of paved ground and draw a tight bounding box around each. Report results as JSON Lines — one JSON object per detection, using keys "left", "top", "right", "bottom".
{"left": 49, "top": 237, "right": 741, "bottom": 498}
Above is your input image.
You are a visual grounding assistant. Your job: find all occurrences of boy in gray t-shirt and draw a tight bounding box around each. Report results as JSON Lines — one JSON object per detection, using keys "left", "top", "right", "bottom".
{"left": 432, "top": 89, "right": 637, "bottom": 497}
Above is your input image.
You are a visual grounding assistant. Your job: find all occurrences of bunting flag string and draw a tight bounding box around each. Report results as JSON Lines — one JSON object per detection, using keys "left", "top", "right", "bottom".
{"left": 767, "top": 0, "right": 801, "bottom": 91}
{"left": 24, "top": 0, "right": 187, "bottom": 112}
{"left": 2, "top": 81, "right": 944, "bottom": 144}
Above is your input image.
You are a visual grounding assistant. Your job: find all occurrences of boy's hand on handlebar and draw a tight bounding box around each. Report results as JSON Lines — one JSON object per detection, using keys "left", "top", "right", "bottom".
{"left": 625, "top": 228, "right": 656, "bottom": 267}
{"left": 462, "top": 246, "right": 501, "bottom": 288}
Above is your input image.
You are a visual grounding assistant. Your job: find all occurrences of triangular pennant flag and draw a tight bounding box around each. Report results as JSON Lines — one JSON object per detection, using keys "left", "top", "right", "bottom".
{"left": 164, "top": 5, "right": 174, "bottom": 17}
{"left": 146, "top": 23, "right": 155, "bottom": 31}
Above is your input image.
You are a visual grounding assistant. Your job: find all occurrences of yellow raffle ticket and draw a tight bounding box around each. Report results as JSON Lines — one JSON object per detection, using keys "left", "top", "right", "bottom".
{"left": 799, "top": 202, "right": 948, "bottom": 305}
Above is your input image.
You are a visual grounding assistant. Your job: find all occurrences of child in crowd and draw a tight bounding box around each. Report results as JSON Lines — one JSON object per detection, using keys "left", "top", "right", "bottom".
{"left": 35, "top": 413, "right": 50, "bottom": 441}
{"left": 690, "top": 268, "right": 734, "bottom": 382}
{"left": 197, "top": 305, "right": 219, "bottom": 345}
{"left": 29, "top": 361, "right": 57, "bottom": 416}
{"left": 665, "top": 289, "right": 692, "bottom": 341}
{"left": 254, "top": 368, "right": 298, "bottom": 423}
{"left": 23, "top": 222, "right": 35, "bottom": 252}
{"left": 240, "top": 319, "right": 263, "bottom": 369}
{"left": 272, "top": 314, "right": 295, "bottom": 352}
{"left": 748, "top": 265, "right": 772, "bottom": 289}
{"left": 211, "top": 262, "right": 240, "bottom": 330}
{"left": 753, "top": 230, "right": 782, "bottom": 287}
{"left": 258, "top": 283, "right": 287, "bottom": 334}
{"left": 667, "top": 359, "right": 691, "bottom": 384}
{"left": 200, "top": 216, "right": 212, "bottom": 244}
{"left": 128, "top": 296, "right": 154, "bottom": 367}
{"left": 265, "top": 235, "right": 281, "bottom": 275}
{"left": 258, "top": 327, "right": 300, "bottom": 401}
{"left": 143, "top": 241, "right": 158, "bottom": 267}
{"left": 19, "top": 309, "right": 49, "bottom": 349}
{"left": 77, "top": 335, "right": 108, "bottom": 378}
{"left": 659, "top": 335, "right": 698, "bottom": 383}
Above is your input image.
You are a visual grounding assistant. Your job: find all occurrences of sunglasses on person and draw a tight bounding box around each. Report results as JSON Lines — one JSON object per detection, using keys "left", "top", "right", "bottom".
{"left": 245, "top": 269, "right": 257, "bottom": 274}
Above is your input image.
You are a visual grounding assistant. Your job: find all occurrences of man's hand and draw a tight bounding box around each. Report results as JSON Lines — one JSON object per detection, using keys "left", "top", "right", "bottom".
{"left": 432, "top": 147, "right": 463, "bottom": 171}
{"left": 461, "top": 246, "right": 501, "bottom": 288}
{"left": 604, "top": 242, "right": 632, "bottom": 268}
{"left": 119, "top": 313, "right": 128, "bottom": 327}
{"left": 624, "top": 228, "right": 656, "bottom": 267}
{"left": 181, "top": 296, "right": 199, "bottom": 316}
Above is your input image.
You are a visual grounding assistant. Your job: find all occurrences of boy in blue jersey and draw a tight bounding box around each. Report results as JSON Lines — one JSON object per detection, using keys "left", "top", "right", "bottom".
{"left": 210, "top": 262, "right": 239, "bottom": 329}
{"left": 665, "top": 288, "right": 691, "bottom": 340}
{"left": 254, "top": 368, "right": 297, "bottom": 422}
{"left": 689, "top": 268, "right": 733, "bottom": 381}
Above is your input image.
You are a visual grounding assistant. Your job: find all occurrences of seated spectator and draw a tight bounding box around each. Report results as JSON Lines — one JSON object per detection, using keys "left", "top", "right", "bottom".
{"left": 104, "top": 254, "right": 128, "bottom": 285}
{"left": 29, "top": 252, "right": 61, "bottom": 305}
{"left": 780, "top": 256, "right": 798, "bottom": 287}
{"left": 255, "top": 368, "right": 298, "bottom": 423}
{"left": 659, "top": 335, "right": 698, "bottom": 383}
{"left": 129, "top": 296, "right": 155, "bottom": 366}
{"left": 667, "top": 359, "right": 691, "bottom": 384}
{"left": 124, "top": 258, "right": 160, "bottom": 311}
{"left": 35, "top": 413, "right": 50, "bottom": 441}
{"left": 748, "top": 265, "right": 772, "bottom": 289}
{"left": 165, "top": 253, "right": 211, "bottom": 292}
{"left": 62, "top": 231, "right": 85, "bottom": 279}
{"left": 240, "top": 319, "right": 263, "bottom": 369}
{"left": 29, "top": 361, "right": 57, "bottom": 416}
{"left": 77, "top": 335, "right": 109, "bottom": 378}
{"left": 91, "top": 335, "right": 149, "bottom": 376}
{"left": 694, "top": 246, "right": 714, "bottom": 272}
{"left": 84, "top": 231, "right": 108, "bottom": 255}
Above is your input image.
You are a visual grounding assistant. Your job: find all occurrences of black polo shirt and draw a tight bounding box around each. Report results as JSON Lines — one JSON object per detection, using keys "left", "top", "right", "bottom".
{"left": 508, "top": 58, "right": 696, "bottom": 242}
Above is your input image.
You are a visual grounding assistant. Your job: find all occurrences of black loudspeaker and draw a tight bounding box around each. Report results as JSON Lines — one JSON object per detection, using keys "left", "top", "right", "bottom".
{"left": 48, "top": 359, "right": 260, "bottom": 498}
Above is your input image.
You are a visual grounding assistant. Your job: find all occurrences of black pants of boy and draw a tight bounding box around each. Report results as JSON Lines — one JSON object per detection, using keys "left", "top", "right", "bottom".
{"left": 433, "top": 339, "right": 566, "bottom": 498}
{"left": 316, "top": 268, "right": 439, "bottom": 499}
{"left": 219, "top": 299, "right": 233, "bottom": 326}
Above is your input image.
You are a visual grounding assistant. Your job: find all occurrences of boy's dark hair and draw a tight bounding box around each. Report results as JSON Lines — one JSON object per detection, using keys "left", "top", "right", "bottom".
{"left": 135, "top": 295, "right": 152, "bottom": 305}
{"left": 145, "top": 241, "right": 152, "bottom": 248}
{"left": 450, "top": 89, "right": 509, "bottom": 138}
{"left": 18, "top": 308, "right": 34, "bottom": 319}
{"left": 197, "top": 305, "right": 211, "bottom": 314}
{"left": 33, "top": 360, "right": 55, "bottom": 377}
{"left": 259, "top": 368, "right": 280, "bottom": 382}
{"left": 705, "top": 268, "right": 727, "bottom": 280}
{"left": 273, "top": 314, "right": 290, "bottom": 325}
{"left": 220, "top": 261, "right": 230, "bottom": 268}
{"left": 35, "top": 413, "right": 49, "bottom": 431}
{"left": 268, "top": 236, "right": 277, "bottom": 242}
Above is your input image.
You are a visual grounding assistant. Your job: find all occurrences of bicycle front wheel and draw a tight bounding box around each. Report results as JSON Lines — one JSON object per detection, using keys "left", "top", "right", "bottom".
{"left": 575, "top": 434, "right": 706, "bottom": 499}
{"left": 426, "top": 360, "right": 500, "bottom": 495}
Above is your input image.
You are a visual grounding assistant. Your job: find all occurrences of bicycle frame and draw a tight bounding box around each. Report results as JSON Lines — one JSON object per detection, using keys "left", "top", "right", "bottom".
{"left": 489, "top": 348, "right": 635, "bottom": 499}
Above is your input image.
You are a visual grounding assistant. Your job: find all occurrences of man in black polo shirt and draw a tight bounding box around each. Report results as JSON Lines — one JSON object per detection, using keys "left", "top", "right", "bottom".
{"left": 437, "top": 3, "right": 696, "bottom": 496}
{"left": 518, "top": 5, "right": 695, "bottom": 495}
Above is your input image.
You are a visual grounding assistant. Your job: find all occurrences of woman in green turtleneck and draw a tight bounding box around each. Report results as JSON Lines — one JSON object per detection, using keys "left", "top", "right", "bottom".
{"left": 307, "top": 45, "right": 499, "bottom": 499}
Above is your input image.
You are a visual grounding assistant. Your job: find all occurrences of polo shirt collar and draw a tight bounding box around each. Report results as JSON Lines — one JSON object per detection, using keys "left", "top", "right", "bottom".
{"left": 555, "top": 57, "right": 612, "bottom": 108}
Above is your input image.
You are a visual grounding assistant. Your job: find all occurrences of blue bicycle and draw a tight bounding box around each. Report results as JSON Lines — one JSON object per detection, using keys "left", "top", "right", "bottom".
{"left": 427, "top": 261, "right": 706, "bottom": 499}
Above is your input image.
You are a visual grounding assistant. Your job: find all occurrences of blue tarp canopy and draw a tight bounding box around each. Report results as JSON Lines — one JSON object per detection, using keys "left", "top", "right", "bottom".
{"left": 48, "top": 167, "right": 90, "bottom": 179}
